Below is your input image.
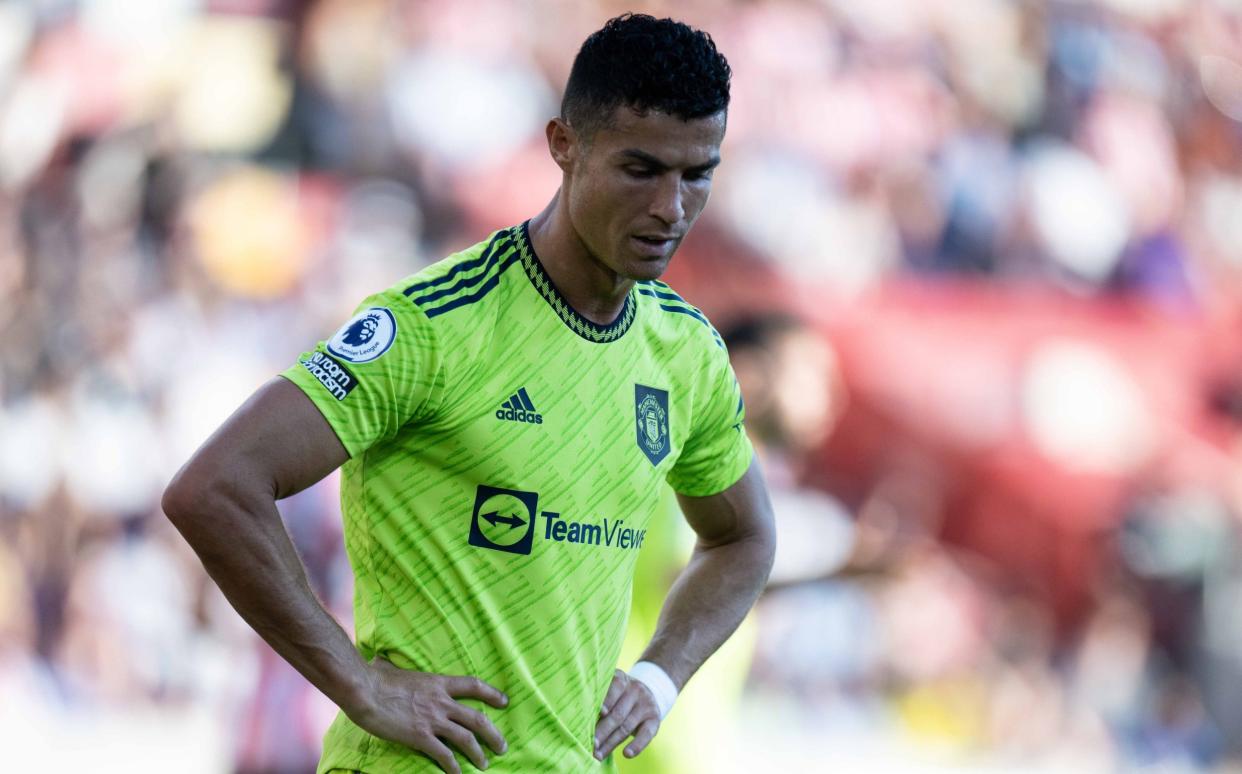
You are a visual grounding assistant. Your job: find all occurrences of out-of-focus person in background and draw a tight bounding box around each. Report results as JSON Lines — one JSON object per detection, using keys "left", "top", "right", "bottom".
{"left": 7, "top": 0, "right": 1242, "bottom": 771}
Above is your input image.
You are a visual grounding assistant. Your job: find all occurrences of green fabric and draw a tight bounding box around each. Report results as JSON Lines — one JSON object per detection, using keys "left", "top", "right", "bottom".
{"left": 281, "top": 223, "right": 752, "bottom": 773}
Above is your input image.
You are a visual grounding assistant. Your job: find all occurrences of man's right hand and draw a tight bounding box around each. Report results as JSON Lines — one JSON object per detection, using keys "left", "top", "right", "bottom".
{"left": 345, "top": 658, "right": 510, "bottom": 773}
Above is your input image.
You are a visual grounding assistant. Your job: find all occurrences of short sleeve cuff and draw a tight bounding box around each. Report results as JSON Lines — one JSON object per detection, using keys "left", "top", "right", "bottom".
{"left": 667, "top": 432, "right": 754, "bottom": 498}
{"left": 280, "top": 362, "right": 365, "bottom": 459}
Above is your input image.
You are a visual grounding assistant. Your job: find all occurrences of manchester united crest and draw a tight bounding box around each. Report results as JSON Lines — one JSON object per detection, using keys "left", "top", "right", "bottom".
{"left": 634, "top": 384, "right": 670, "bottom": 466}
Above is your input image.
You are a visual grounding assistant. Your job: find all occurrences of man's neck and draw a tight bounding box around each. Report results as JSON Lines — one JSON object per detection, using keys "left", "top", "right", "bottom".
{"left": 527, "top": 194, "right": 633, "bottom": 326}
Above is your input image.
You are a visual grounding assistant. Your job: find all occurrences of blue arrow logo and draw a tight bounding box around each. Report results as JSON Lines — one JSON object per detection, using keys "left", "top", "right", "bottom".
{"left": 482, "top": 510, "right": 526, "bottom": 530}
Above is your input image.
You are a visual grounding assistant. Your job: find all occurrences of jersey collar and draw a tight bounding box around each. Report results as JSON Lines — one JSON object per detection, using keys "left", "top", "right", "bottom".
{"left": 514, "top": 220, "right": 636, "bottom": 344}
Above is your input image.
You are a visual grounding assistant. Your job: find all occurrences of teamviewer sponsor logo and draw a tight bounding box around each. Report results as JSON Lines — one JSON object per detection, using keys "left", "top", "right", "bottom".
{"left": 300, "top": 352, "right": 358, "bottom": 401}
{"left": 468, "top": 484, "right": 646, "bottom": 555}
{"left": 495, "top": 387, "right": 543, "bottom": 425}
{"left": 469, "top": 485, "right": 539, "bottom": 555}
{"left": 542, "top": 511, "right": 646, "bottom": 550}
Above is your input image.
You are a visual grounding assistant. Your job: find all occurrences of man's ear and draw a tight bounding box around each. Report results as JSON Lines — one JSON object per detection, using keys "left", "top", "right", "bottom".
{"left": 547, "top": 117, "right": 577, "bottom": 173}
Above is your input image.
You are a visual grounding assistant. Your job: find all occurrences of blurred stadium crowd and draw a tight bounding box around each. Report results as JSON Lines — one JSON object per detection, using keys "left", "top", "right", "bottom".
{"left": 4, "top": 0, "right": 1242, "bottom": 771}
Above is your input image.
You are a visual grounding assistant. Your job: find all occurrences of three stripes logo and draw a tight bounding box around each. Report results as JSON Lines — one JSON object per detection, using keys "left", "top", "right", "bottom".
{"left": 495, "top": 387, "right": 543, "bottom": 425}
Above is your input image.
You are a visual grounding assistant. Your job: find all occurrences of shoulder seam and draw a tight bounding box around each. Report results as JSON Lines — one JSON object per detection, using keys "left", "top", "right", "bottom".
{"left": 636, "top": 286, "right": 725, "bottom": 348}
{"left": 419, "top": 247, "right": 521, "bottom": 318}
{"left": 403, "top": 229, "right": 512, "bottom": 297}
{"left": 403, "top": 239, "right": 522, "bottom": 319}
{"left": 377, "top": 285, "right": 450, "bottom": 421}
{"left": 404, "top": 234, "right": 518, "bottom": 311}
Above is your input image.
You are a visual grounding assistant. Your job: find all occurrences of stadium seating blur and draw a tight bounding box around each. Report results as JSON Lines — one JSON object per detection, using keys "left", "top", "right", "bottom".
{"left": 4, "top": 0, "right": 1242, "bottom": 771}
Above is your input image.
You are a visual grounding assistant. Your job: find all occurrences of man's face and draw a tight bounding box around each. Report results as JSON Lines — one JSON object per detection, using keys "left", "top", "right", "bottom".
{"left": 559, "top": 106, "right": 726, "bottom": 281}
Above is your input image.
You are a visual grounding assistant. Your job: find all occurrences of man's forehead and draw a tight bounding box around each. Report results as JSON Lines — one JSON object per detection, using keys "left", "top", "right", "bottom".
{"left": 594, "top": 106, "right": 726, "bottom": 165}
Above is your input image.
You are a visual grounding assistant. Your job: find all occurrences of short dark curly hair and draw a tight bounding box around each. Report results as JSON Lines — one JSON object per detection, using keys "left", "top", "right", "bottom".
{"left": 561, "top": 14, "right": 731, "bottom": 140}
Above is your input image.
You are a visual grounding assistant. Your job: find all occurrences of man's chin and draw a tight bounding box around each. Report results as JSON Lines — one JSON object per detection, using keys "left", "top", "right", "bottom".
{"left": 620, "top": 243, "right": 677, "bottom": 281}
{"left": 624, "top": 256, "right": 672, "bottom": 282}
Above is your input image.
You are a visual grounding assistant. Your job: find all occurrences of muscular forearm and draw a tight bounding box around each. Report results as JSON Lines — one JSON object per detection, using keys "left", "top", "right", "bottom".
{"left": 163, "top": 380, "right": 510, "bottom": 772}
{"left": 637, "top": 531, "right": 774, "bottom": 690}
{"left": 163, "top": 476, "right": 370, "bottom": 714}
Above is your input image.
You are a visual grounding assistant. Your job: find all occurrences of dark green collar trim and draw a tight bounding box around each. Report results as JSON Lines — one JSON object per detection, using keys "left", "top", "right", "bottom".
{"left": 514, "top": 221, "right": 636, "bottom": 343}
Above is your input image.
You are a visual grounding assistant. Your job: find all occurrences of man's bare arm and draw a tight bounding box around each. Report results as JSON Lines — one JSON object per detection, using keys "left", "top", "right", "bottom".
{"left": 593, "top": 457, "right": 776, "bottom": 760}
{"left": 162, "top": 377, "right": 507, "bottom": 774}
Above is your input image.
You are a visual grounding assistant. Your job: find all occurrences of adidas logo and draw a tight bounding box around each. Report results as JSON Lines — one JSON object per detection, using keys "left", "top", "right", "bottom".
{"left": 495, "top": 387, "right": 543, "bottom": 425}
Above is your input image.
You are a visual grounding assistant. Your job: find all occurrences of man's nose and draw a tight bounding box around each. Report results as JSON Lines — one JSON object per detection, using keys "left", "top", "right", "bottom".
{"left": 649, "top": 176, "right": 684, "bottom": 225}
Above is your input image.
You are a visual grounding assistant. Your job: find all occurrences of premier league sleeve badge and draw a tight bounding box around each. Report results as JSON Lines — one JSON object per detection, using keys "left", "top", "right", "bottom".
{"left": 328, "top": 307, "right": 397, "bottom": 364}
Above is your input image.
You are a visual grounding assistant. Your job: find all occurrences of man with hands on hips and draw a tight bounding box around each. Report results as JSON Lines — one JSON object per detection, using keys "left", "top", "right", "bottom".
{"left": 163, "top": 13, "right": 775, "bottom": 773}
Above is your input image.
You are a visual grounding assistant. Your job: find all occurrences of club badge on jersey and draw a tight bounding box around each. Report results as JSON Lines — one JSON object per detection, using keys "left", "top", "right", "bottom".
{"left": 635, "top": 384, "right": 670, "bottom": 466}
{"left": 328, "top": 307, "right": 397, "bottom": 364}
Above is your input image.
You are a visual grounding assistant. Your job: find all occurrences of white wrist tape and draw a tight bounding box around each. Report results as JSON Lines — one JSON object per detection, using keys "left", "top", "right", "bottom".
{"left": 628, "top": 661, "right": 678, "bottom": 720}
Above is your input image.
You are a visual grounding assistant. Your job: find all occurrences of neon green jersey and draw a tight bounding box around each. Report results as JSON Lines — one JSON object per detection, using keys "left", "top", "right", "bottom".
{"left": 282, "top": 222, "right": 752, "bottom": 773}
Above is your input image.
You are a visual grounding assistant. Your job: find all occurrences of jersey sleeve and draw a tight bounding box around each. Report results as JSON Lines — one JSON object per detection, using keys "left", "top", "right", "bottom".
{"left": 280, "top": 287, "right": 443, "bottom": 458}
{"left": 666, "top": 341, "right": 754, "bottom": 497}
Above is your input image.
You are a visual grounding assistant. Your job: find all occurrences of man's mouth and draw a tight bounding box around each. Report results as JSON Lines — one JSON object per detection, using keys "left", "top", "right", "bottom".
{"left": 631, "top": 235, "right": 676, "bottom": 255}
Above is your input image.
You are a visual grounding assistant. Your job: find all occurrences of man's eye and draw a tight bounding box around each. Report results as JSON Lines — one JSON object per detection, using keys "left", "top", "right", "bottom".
{"left": 625, "top": 167, "right": 656, "bottom": 178}
{"left": 685, "top": 171, "right": 713, "bottom": 182}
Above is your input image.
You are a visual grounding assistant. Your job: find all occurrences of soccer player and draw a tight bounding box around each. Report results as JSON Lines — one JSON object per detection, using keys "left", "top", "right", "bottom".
{"left": 163, "top": 13, "right": 776, "bottom": 773}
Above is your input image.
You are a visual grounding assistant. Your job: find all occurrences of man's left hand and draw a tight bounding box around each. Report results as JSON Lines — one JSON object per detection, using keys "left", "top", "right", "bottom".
{"left": 593, "top": 668, "right": 661, "bottom": 761}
